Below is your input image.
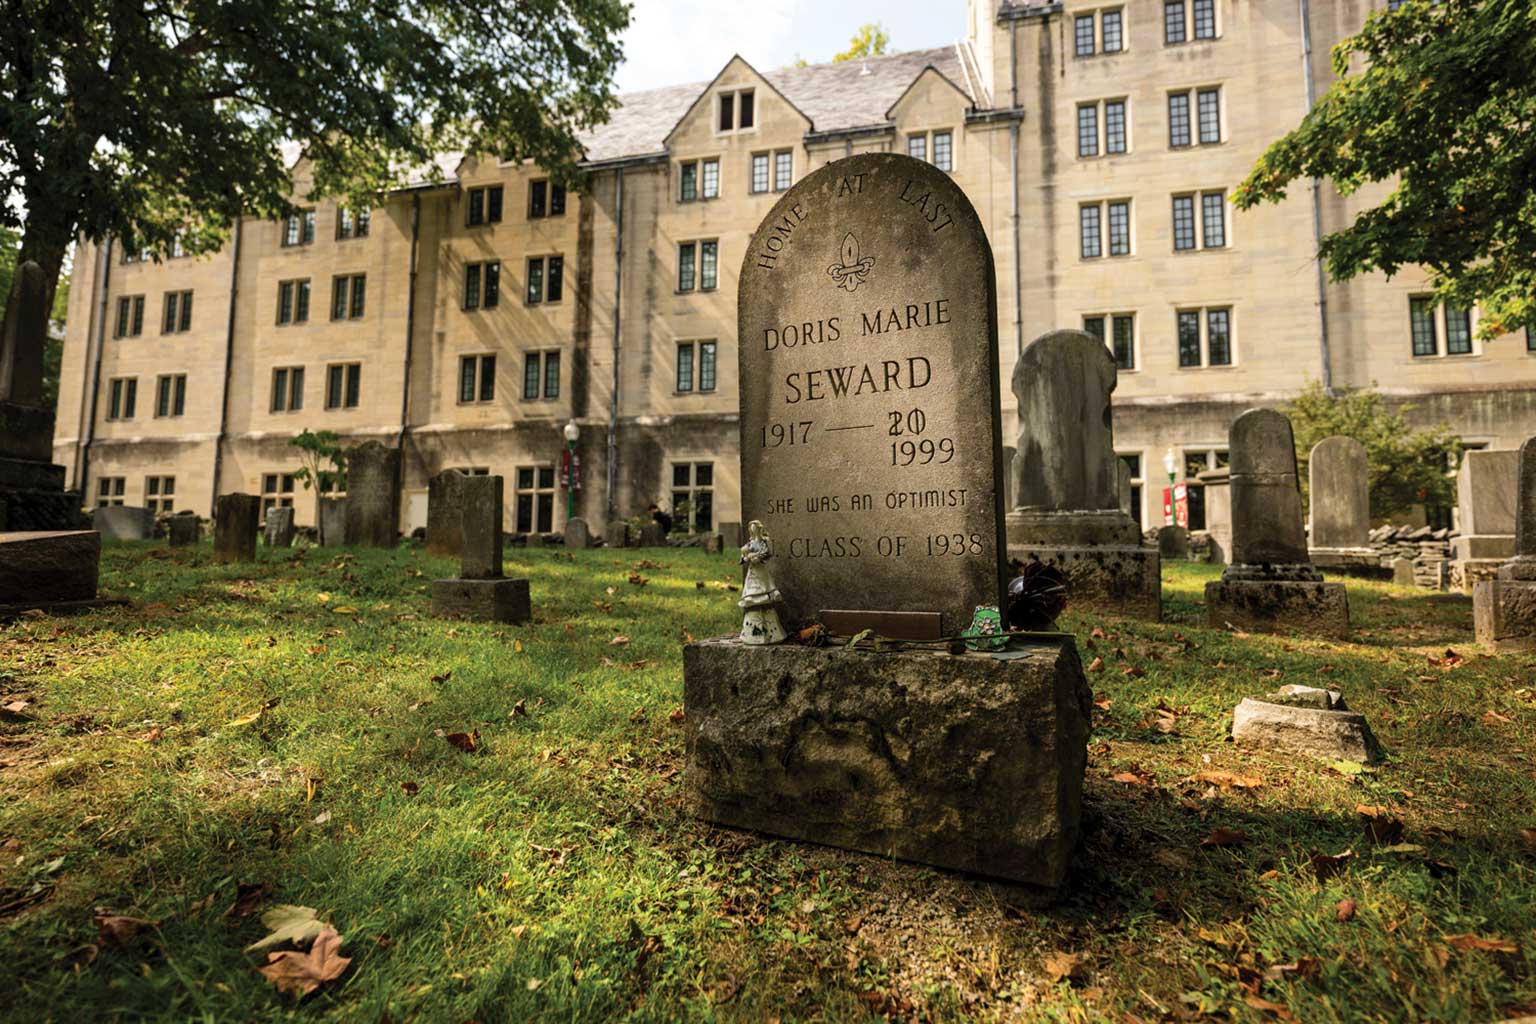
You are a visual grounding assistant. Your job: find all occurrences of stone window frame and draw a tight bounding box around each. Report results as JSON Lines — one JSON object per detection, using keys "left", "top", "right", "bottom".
{"left": 466, "top": 184, "right": 504, "bottom": 227}
{"left": 153, "top": 373, "right": 187, "bottom": 418}
{"left": 907, "top": 129, "right": 955, "bottom": 172}
{"left": 114, "top": 294, "right": 146, "bottom": 338}
{"left": 145, "top": 475, "right": 176, "bottom": 515}
{"left": 1083, "top": 312, "right": 1138, "bottom": 371}
{"left": 675, "top": 339, "right": 718, "bottom": 395}
{"left": 525, "top": 255, "right": 564, "bottom": 305}
{"left": 716, "top": 88, "right": 757, "bottom": 135}
{"left": 521, "top": 349, "right": 561, "bottom": 401}
{"left": 261, "top": 472, "right": 297, "bottom": 520}
{"left": 330, "top": 273, "right": 367, "bottom": 320}
{"left": 458, "top": 353, "right": 497, "bottom": 404}
{"left": 527, "top": 179, "right": 567, "bottom": 219}
{"left": 463, "top": 260, "right": 501, "bottom": 311}
{"left": 677, "top": 157, "right": 722, "bottom": 202}
{"left": 1076, "top": 99, "right": 1129, "bottom": 159}
{"left": 1171, "top": 190, "right": 1229, "bottom": 251}
{"left": 96, "top": 476, "right": 126, "bottom": 507}
{"left": 1117, "top": 451, "right": 1145, "bottom": 527}
{"left": 749, "top": 152, "right": 771, "bottom": 194}
{"left": 773, "top": 149, "right": 793, "bottom": 191}
{"left": 162, "top": 290, "right": 193, "bottom": 333}
{"left": 270, "top": 366, "right": 306, "bottom": 413}
{"left": 514, "top": 465, "right": 557, "bottom": 534}
{"left": 276, "top": 278, "right": 311, "bottom": 325}
{"left": 107, "top": 376, "right": 138, "bottom": 420}
{"left": 677, "top": 239, "right": 719, "bottom": 293}
{"left": 336, "top": 205, "right": 371, "bottom": 240}
{"left": 1073, "top": 7, "right": 1126, "bottom": 58}
{"left": 1175, "top": 305, "right": 1236, "bottom": 369}
{"left": 1078, "top": 199, "right": 1134, "bottom": 260}
{"left": 281, "top": 210, "right": 316, "bottom": 248}
{"left": 324, "top": 362, "right": 362, "bottom": 410}
{"left": 1408, "top": 296, "right": 1480, "bottom": 359}
{"left": 669, "top": 461, "right": 715, "bottom": 534}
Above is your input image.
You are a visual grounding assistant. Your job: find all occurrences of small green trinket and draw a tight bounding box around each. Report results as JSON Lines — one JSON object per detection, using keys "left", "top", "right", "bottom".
{"left": 963, "top": 606, "right": 1007, "bottom": 651}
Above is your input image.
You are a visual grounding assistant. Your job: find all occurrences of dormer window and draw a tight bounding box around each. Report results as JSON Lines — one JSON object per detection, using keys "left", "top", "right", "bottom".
{"left": 718, "top": 89, "right": 755, "bottom": 132}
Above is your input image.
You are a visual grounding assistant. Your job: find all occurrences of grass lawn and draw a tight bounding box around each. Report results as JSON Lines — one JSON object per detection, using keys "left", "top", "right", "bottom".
{"left": 1, "top": 541, "right": 1534, "bottom": 1023}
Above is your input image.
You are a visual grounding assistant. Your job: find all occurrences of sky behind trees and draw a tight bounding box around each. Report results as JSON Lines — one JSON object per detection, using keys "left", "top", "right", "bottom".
{"left": 614, "top": 0, "right": 957, "bottom": 92}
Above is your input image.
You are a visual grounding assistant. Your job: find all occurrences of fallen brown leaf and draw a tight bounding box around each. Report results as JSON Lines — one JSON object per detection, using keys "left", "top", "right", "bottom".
{"left": 256, "top": 925, "right": 352, "bottom": 998}
{"left": 1190, "top": 770, "right": 1264, "bottom": 791}
{"left": 1042, "top": 950, "right": 1088, "bottom": 985}
{"left": 224, "top": 881, "right": 272, "bottom": 919}
{"left": 1201, "top": 827, "right": 1249, "bottom": 847}
{"left": 511, "top": 699, "right": 527, "bottom": 717}
{"left": 1335, "top": 898, "right": 1357, "bottom": 922}
{"left": 1482, "top": 709, "right": 1513, "bottom": 725}
{"left": 1308, "top": 848, "right": 1356, "bottom": 881}
{"left": 1445, "top": 932, "right": 1518, "bottom": 954}
{"left": 1244, "top": 994, "right": 1298, "bottom": 1021}
{"left": 668, "top": 706, "right": 686, "bottom": 724}
{"left": 95, "top": 914, "right": 155, "bottom": 945}
{"left": 437, "top": 729, "right": 479, "bottom": 753}
{"left": 1111, "top": 771, "right": 1151, "bottom": 786}
{"left": 610, "top": 635, "right": 631, "bottom": 646}
{"left": 1521, "top": 827, "right": 1536, "bottom": 853}
{"left": 1093, "top": 697, "right": 1113, "bottom": 710}
{"left": 1086, "top": 657, "right": 1105, "bottom": 673}
{"left": 400, "top": 781, "right": 420, "bottom": 797}
{"left": 1121, "top": 664, "right": 1145, "bottom": 678}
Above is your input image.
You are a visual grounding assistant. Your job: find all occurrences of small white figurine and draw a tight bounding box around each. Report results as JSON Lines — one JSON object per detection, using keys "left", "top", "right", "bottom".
{"left": 738, "top": 520, "right": 787, "bottom": 645}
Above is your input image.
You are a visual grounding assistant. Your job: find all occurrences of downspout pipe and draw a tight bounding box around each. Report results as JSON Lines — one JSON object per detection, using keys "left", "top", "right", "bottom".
{"left": 606, "top": 168, "right": 624, "bottom": 521}
{"left": 397, "top": 193, "right": 421, "bottom": 449}
{"left": 1010, "top": 20, "right": 1023, "bottom": 360}
{"left": 209, "top": 216, "right": 243, "bottom": 511}
{"left": 1299, "top": 0, "right": 1333, "bottom": 394}
{"left": 77, "top": 236, "right": 113, "bottom": 495}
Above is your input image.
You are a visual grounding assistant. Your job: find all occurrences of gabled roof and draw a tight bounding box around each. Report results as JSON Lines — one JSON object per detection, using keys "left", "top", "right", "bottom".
{"left": 883, "top": 64, "right": 976, "bottom": 122}
{"left": 661, "top": 55, "right": 811, "bottom": 148}
{"left": 577, "top": 44, "right": 978, "bottom": 166}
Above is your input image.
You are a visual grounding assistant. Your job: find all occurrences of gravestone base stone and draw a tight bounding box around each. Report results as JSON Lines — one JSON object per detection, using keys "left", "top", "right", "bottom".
{"left": 684, "top": 636, "right": 1089, "bottom": 890}
{"left": 1473, "top": 554, "right": 1536, "bottom": 651}
{"left": 718, "top": 522, "right": 743, "bottom": 550}
{"left": 430, "top": 577, "right": 530, "bottom": 624}
{"left": 603, "top": 522, "right": 631, "bottom": 548}
{"left": 1006, "top": 509, "right": 1160, "bottom": 621}
{"left": 1455, "top": 556, "right": 1506, "bottom": 596}
{"left": 1231, "top": 693, "right": 1382, "bottom": 763}
{"left": 1204, "top": 568, "right": 1349, "bottom": 639}
{"left": 264, "top": 507, "right": 296, "bottom": 548}
{"left": 94, "top": 506, "right": 154, "bottom": 541}
{"left": 1310, "top": 548, "right": 1391, "bottom": 579}
{"left": 167, "top": 514, "right": 201, "bottom": 547}
{"left": 637, "top": 522, "right": 667, "bottom": 548}
{"left": 318, "top": 498, "right": 348, "bottom": 547}
{"left": 213, "top": 494, "right": 260, "bottom": 563}
{"left": 0, "top": 531, "right": 102, "bottom": 612}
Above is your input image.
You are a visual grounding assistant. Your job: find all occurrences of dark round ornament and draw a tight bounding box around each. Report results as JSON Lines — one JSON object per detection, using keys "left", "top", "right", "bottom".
{"left": 1006, "top": 563, "right": 1068, "bottom": 631}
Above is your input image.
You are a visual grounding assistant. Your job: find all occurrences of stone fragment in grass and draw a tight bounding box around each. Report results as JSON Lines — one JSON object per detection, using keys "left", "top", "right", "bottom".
{"left": 1231, "top": 696, "right": 1382, "bottom": 763}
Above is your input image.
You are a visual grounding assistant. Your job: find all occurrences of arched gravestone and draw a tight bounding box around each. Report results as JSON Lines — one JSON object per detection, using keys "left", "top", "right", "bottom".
{"left": 684, "top": 153, "right": 1090, "bottom": 892}
{"left": 1205, "top": 409, "right": 1349, "bottom": 637}
{"left": 736, "top": 151, "right": 1007, "bottom": 638}
{"left": 1308, "top": 436, "right": 1378, "bottom": 574}
{"left": 1004, "top": 329, "right": 1159, "bottom": 620}
{"left": 1474, "top": 436, "right": 1536, "bottom": 651}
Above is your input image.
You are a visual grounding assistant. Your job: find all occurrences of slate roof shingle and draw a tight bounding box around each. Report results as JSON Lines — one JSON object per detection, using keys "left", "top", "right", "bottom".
{"left": 578, "top": 45, "right": 978, "bottom": 165}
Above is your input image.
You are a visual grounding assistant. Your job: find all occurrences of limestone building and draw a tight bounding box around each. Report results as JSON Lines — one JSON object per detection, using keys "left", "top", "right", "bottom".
{"left": 53, "top": 0, "right": 1536, "bottom": 536}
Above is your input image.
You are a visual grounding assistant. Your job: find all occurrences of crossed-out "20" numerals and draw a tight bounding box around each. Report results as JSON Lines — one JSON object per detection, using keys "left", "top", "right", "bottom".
{"left": 888, "top": 407, "right": 955, "bottom": 466}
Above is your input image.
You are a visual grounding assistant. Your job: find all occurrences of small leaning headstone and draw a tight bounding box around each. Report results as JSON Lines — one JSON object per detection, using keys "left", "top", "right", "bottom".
{"left": 167, "top": 513, "right": 201, "bottom": 547}
{"left": 263, "top": 506, "right": 296, "bottom": 548}
{"left": 344, "top": 442, "right": 401, "bottom": 548}
{"left": 430, "top": 474, "right": 530, "bottom": 623}
{"left": 426, "top": 470, "right": 469, "bottom": 558}
{"left": 563, "top": 516, "right": 592, "bottom": 550}
{"left": 213, "top": 493, "right": 260, "bottom": 563}
{"left": 1005, "top": 330, "right": 1160, "bottom": 620}
{"left": 94, "top": 506, "right": 154, "bottom": 541}
{"left": 1452, "top": 448, "right": 1519, "bottom": 594}
{"left": 603, "top": 521, "right": 631, "bottom": 548}
{"left": 1307, "top": 436, "right": 1377, "bottom": 572}
{"left": 1203, "top": 409, "right": 1349, "bottom": 638}
{"left": 1473, "top": 436, "right": 1536, "bottom": 651}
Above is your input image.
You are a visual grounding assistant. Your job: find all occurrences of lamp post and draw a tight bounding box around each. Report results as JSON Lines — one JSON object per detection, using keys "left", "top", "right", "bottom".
{"left": 1162, "top": 446, "right": 1178, "bottom": 526}
{"left": 562, "top": 420, "right": 580, "bottom": 521}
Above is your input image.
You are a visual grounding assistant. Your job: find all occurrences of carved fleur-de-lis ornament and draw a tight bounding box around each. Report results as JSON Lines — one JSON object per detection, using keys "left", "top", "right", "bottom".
{"left": 827, "top": 231, "right": 875, "bottom": 293}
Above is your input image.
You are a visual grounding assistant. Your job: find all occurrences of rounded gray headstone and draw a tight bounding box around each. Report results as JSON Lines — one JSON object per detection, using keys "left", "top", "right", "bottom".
{"left": 1229, "top": 409, "right": 1309, "bottom": 566}
{"left": 737, "top": 152, "right": 1006, "bottom": 635}
{"left": 1308, "top": 436, "right": 1369, "bottom": 549}
{"left": 1012, "top": 329, "right": 1119, "bottom": 513}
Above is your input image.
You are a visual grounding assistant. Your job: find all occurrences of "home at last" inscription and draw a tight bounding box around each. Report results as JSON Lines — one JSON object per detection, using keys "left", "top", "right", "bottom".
{"left": 737, "top": 152, "right": 1007, "bottom": 636}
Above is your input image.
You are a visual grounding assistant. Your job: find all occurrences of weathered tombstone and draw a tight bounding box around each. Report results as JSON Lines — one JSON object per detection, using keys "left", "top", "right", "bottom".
{"left": 213, "top": 493, "right": 260, "bottom": 563}
{"left": 702, "top": 533, "right": 725, "bottom": 554}
{"left": 524, "top": 532, "right": 545, "bottom": 549}
{"left": 318, "top": 497, "right": 348, "bottom": 547}
{"left": 431, "top": 475, "right": 530, "bottom": 623}
{"left": 603, "top": 521, "right": 631, "bottom": 548}
{"left": 563, "top": 516, "right": 592, "bottom": 550}
{"left": 1392, "top": 557, "right": 1416, "bottom": 587}
{"left": 637, "top": 522, "right": 666, "bottom": 548}
{"left": 1474, "top": 437, "right": 1536, "bottom": 651}
{"left": 94, "top": 505, "right": 154, "bottom": 541}
{"left": 1452, "top": 449, "right": 1518, "bottom": 594}
{"left": 1308, "top": 436, "right": 1377, "bottom": 573}
{"left": 425, "top": 470, "right": 469, "bottom": 558}
{"left": 1204, "top": 409, "right": 1349, "bottom": 638}
{"left": 1197, "top": 467, "right": 1232, "bottom": 565}
{"left": 263, "top": 506, "right": 296, "bottom": 548}
{"left": 167, "top": 513, "right": 201, "bottom": 547}
{"left": 0, "top": 531, "right": 103, "bottom": 614}
{"left": 685, "top": 152, "right": 1089, "bottom": 891}
{"left": 1005, "top": 330, "right": 1160, "bottom": 620}
{"left": 345, "top": 442, "right": 401, "bottom": 548}
{"left": 717, "top": 521, "right": 743, "bottom": 550}
{"left": 1156, "top": 525, "right": 1190, "bottom": 560}
{"left": 1231, "top": 685, "right": 1382, "bottom": 763}
{"left": 0, "top": 262, "right": 84, "bottom": 531}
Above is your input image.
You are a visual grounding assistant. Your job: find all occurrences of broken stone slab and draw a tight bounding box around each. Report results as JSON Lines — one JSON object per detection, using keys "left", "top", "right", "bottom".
{"left": 683, "top": 635, "right": 1091, "bottom": 890}
{"left": 94, "top": 505, "right": 155, "bottom": 541}
{"left": 430, "top": 577, "right": 530, "bottom": 623}
{"left": 1010, "top": 545, "right": 1161, "bottom": 622}
{"left": 167, "top": 514, "right": 201, "bottom": 547}
{"left": 1263, "top": 684, "right": 1347, "bottom": 711}
{"left": 637, "top": 522, "right": 667, "bottom": 547}
{"left": 1232, "top": 696, "right": 1382, "bottom": 763}
{"left": 1204, "top": 577, "right": 1350, "bottom": 639}
{"left": 263, "top": 506, "right": 296, "bottom": 548}
{"left": 0, "top": 530, "right": 100, "bottom": 605}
